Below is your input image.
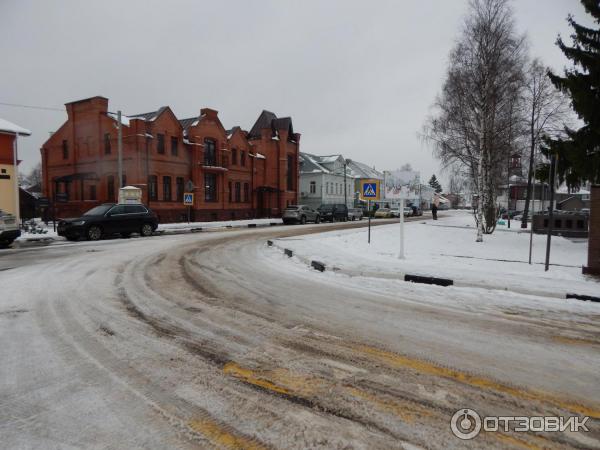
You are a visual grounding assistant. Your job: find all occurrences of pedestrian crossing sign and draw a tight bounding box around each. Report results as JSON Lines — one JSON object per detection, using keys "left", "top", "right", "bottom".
{"left": 183, "top": 192, "right": 194, "bottom": 205}
{"left": 360, "top": 179, "right": 380, "bottom": 200}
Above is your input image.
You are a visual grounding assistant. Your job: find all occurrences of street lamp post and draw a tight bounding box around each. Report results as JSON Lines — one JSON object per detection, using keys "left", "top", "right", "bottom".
{"left": 117, "top": 111, "right": 123, "bottom": 188}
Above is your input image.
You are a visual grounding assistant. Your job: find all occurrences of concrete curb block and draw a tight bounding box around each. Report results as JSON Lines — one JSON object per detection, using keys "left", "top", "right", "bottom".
{"left": 566, "top": 293, "right": 600, "bottom": 303}
{"left": 405, "top": 274, "right": 453, "bottom": 287}
{"left": 311, "top": 260, "right": 326, "bottom": 272}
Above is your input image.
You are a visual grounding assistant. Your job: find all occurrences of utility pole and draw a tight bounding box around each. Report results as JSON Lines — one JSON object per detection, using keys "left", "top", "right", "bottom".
{"left": 13, "top": 133, "right": 20, "bottom": 224}
{"left": 343, "top": 158, "right": 352, "bottom": 208}
{"left": 544, "top": 154, "right": 557, "bottom": 271}
{"left": 117, "top": 110, "right": 123, "bottom": 189}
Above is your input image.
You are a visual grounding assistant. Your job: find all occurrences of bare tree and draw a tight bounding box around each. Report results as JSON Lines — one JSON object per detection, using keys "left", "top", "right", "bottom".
{"left": 520, "top": 59, "right": 571, "bottom": 227}
{"left": 20, "top": 162, "right": 43, "bottom": 190}
{"left": 423, "top": 0, "right": 526, "bottom": 241}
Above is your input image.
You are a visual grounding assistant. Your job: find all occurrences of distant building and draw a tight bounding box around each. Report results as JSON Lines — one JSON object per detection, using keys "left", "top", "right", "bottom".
{"left": 41, "top": 96, "right": 300, "bottom": 222}
{"left": 299, "top": 153, "right": 353, "bottom": 208}
{"left": 0, "top": 118, "right": 31, "bottom": 220}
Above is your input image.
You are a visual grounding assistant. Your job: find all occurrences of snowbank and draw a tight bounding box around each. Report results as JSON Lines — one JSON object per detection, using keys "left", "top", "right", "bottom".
{"left": 269, "top": 210, "right": 599, "bottom": 298}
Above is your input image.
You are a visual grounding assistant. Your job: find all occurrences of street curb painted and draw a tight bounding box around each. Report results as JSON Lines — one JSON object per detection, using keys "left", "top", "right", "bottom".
{"left": 405, "top": 274, "right": 453, "bottom": 287}
{"left": 566, "top": 293, "right": 600, "bottom": 303}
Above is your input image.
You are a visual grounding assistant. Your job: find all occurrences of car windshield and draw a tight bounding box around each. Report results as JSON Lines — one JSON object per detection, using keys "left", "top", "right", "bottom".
{"left": 285, "top": 206, "right": 300, "bottom": 210}
{"left": 83, "top": 205, "right": 113, "bottom": 216}
{"left": 379, "top": 208, "right": 390, "bottom": 212}
{"left": 319, "top": 205, "right": 333, "bottom": 211}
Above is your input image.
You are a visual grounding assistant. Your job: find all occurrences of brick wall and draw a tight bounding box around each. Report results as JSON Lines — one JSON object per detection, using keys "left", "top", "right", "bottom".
{"left": 585, "top": 185, "right": 600, "bottom": 276}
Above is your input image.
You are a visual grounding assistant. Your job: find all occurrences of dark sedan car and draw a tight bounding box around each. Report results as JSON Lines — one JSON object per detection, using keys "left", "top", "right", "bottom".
{"left": 57, "top": 203, "right": 158, "bottom": 241}
{"left": 317, "top": 204, "right": 348, "bottom": 222}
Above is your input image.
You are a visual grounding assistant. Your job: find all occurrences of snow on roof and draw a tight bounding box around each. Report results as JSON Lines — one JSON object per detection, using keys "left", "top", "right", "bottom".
{"left": 0, "top": 118, "right": 31, "bottom": 136}
{"left": 347, "top": 160, "right": 383, "bottom": 179}
{"left": 106, "top": 112, "right": 131, "bottom": 127}
{"left": 299, "top": 152, "right": 330, "bottom": 174}
{"left": 318, "top": 155, "right": 343, "bottom": 163}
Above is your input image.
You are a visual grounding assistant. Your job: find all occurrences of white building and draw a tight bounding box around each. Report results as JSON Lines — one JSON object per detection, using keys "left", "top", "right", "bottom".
{"left": 299, "top": 153, "right": 354, "bottom": 208}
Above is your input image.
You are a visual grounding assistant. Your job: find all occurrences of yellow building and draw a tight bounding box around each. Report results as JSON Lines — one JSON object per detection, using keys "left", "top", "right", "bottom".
{"left": 0, "top": 118, "right": 31, "bottom": 220}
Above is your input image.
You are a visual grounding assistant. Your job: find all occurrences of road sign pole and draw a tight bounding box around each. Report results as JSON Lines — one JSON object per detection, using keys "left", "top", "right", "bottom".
{"left": 368, "top": 200, "right": 371, "bottom": 244}
{"left": 187, "top": 205, "right": 190, "bottom": 224}
{"left": 399, "top": 197, "right": 405, "bottom": 259}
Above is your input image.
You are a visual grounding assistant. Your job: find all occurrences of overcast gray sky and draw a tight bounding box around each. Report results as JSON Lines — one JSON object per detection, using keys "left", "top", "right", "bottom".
{"left": 0, "top": 0, "right": 589, "bottom": 185}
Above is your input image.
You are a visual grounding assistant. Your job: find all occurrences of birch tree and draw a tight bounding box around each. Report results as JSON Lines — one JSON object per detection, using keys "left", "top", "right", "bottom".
{"left": 520, "top": 59, "right": 570, "bottom": 227}
{"left": 424, "top": 0, "right": 526, "bottom": 241}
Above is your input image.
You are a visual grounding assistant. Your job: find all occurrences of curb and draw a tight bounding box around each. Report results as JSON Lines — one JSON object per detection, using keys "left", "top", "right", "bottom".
{"left": 405, "top": 274, "right": 453, "bottom": 287}
{"left": 566, "top": 293, "right": 600, "bottom": 303}
{"left": 311, "top": 260, "right": 326, "bottom": 272}
{"left": 266, "top": 240, "right": 598, "bottom": 302}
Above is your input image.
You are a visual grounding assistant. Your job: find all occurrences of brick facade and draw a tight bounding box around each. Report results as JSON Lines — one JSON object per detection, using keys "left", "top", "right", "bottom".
{"left": 41, "top": 96, "right": 300, "bottom": 222}
{"left": 584, "top": 185, "right": 600, "bottom": 276}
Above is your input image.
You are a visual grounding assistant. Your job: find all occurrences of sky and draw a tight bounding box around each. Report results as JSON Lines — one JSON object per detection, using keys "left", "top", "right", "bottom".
{"left": 0, "top": 0, "right": 590, "bottom": 186}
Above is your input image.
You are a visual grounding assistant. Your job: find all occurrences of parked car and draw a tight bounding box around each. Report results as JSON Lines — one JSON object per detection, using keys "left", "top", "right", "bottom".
{"left": 0, "top": 209, "right": 20, "bottom": 248}
{"left": 347, "top": 208, "right": 363, "bottom": 221}
{"left": 374, "top": 208, "right": 394, "bottom": 218}
{"left": 57, "top": 203, "right": 158, "bottom": 241}
{"left": 282, "top": 205, "right": 320, "bottom": 224}
{"left": 403, "top": 206, "right": 413, "bottom": 217}
{"left": 317, "top": 204, "right": 348, "bottom": 222}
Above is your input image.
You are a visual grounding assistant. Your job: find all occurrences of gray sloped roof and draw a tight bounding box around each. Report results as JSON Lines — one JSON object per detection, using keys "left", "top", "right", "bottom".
{"left": 178, "top": 117, "right": 198, "bottom": 132}
{"left": 347, "top": 160, "right": 383, "bottom": 179}
{"left": 248, "top": 110, "right": 278, "bottom": 139}
{"left": 129, "top": 106, "right": 168, "bottom": 122}
{"left": 299, "top": 152, "right": 329, "bottom": 174}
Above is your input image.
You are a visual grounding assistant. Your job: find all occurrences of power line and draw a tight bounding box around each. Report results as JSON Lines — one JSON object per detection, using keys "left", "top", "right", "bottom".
{"left": 0, "top": 101, "right": 64, "bottom": 112}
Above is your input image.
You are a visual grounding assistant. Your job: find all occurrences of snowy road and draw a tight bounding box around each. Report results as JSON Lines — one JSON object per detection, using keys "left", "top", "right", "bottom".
{"left": 1, "top": 221, "right": 599, "bottom": 449}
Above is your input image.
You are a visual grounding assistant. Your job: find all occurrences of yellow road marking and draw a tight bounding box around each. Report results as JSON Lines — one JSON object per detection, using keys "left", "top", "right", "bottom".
{"left": 552, "top": 335, "right": 599, "bottom": 347}
{"left": 188, "top": 418, "right": 267, "bottom": 450}
{"left": 343, "top": 386, "right": 432, "bottom": 423}
{"left": 354, "top": 345, "right": 600, "bottom": 419}
{"left": 224, "top": 361, "right": 435, "bottom": 424}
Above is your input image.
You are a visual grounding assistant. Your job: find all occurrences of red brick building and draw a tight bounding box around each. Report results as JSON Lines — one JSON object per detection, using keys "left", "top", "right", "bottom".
{"left": 41, "top": 96, "right": 300, "bottom": 222}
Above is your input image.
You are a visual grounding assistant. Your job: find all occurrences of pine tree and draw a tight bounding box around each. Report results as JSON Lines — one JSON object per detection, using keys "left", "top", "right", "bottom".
{"left": 428, "top": 174, "right": 443, "bottom": 193}
{"left": 544, "top": 0, "right": 600, "bottom": 188}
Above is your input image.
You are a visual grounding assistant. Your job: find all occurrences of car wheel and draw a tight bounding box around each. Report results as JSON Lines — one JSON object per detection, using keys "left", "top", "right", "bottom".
{"left": 315, "top": 215, "right": 320, "bottom": 224}
{"left": 0, "top": 241, "right": 9, "bottom": 249}
{"left": 300, "top": 215, "right": 306, "bottom": 225}
{"left": 87, "top": 225, "right": 102, "bottom": 241}
{"left": 140, "top": 223, "right": 154, "bottom": 237}
{"left": 121, "top": 232, "right": 131, "bottom": 238}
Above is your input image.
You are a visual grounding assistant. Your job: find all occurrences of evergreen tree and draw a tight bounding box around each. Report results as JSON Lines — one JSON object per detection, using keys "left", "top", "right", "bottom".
{"left": 544, "top": 0, "right": 600, "bottom": 188}
{"left": 428, "top": 174, "right": 443, "bottom": 193}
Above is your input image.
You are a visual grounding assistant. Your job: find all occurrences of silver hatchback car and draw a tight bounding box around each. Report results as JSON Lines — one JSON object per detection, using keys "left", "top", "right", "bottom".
{"left": 282, "top": 205, "right": 321, "bottom": 225}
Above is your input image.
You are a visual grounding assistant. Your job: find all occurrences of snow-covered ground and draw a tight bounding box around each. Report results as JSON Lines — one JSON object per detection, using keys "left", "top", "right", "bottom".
{"left": 269, "top": 210, "right": 599, "bottom": 298}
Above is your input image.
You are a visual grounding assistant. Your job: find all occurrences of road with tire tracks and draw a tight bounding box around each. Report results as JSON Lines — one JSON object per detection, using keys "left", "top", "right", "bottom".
{"left": 1, "top": 218, "right": 599, "bottom": 449}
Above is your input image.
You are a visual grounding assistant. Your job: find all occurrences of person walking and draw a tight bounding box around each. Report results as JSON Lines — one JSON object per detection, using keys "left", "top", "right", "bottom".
{"left": 432, "top": 193, "right": 440, "bottom": 220}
